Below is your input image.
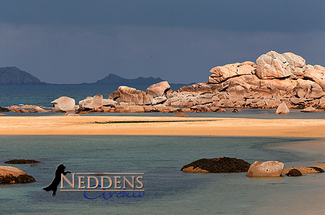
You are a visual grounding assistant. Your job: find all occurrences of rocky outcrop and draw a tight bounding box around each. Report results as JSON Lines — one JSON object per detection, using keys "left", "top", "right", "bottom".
{"left": 44, "top": 51, "right": 325, "bottom": 113}
{"left": 51, "top": 96, "right": 75, "bottom": 112}
{"left": 282, "top": 167, "right": 324, "bottom": 175}
{"left": 181, "top": 157, "right": 251, "bottom": 173}
{"left": 7, "top": 105, "right": 50, "bottom": 113}
{"left": 246, "top": 161, "right": 284, "bottom": 177}
{"left": 0, "top": 166, "right": 36, "bottom": 184}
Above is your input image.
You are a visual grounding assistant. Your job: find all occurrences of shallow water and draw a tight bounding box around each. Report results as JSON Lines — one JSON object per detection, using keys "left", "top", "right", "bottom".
{"left": 0, "top": 135, "right": 325, "bottom": 214}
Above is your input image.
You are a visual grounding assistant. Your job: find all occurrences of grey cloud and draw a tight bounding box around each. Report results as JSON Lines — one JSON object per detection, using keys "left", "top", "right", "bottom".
{"left": 0, "top": 0, "right": 324, "bottom": 32}
{"left": 1, "top": 22, "right": 324, "bottom": 84}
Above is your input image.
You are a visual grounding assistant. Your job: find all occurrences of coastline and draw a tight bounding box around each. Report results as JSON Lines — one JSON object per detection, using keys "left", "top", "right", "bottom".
{"left": 1, "top": 115, "right": 325, "bottom": 137}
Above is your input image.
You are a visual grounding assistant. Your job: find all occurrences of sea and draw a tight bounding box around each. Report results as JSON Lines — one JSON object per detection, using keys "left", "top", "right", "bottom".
{"left": 1, "top": 85, "right": 325, "bottom": 214}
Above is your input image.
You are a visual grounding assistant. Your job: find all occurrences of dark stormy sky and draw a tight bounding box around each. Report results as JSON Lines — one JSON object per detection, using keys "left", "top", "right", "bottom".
{"left": 0, "top": 0, "right": 324, "bottom": 84}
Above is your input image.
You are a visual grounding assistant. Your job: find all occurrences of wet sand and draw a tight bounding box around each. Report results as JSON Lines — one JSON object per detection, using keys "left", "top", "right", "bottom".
{"left": 1, "top": 115, "right": 325, "bottom": 137}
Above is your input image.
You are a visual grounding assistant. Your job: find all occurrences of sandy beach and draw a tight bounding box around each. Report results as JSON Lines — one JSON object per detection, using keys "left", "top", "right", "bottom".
{"left": 1, "top": 115, "right": 325, "bottom": 137}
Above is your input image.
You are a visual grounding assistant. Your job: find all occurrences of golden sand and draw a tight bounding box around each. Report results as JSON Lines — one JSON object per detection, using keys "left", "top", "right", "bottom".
{"left": 1, "top": 115, "right": 325, "bottom": 137}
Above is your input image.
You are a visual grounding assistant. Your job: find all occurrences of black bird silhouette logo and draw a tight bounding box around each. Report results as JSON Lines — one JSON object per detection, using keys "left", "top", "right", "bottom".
{"left": 43, "top": 163, "right": 71, "bottom": 196}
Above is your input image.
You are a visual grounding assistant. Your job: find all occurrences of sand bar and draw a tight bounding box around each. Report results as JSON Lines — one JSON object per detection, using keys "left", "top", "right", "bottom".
{"left": 1, "top": 116, "right": 325, "bottom": 137}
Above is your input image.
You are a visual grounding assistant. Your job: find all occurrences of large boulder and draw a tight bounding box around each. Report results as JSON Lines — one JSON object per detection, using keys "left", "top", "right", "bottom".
{"left": 246, "top": 161, "right": 284, "bottom": 177}
{"left": 79, "top": 95, "right": 103, "bottom": 111}
{"left": 304, "top": 65, "right": 325, "bottom": 91}
{"left": 255, "top": 51, "right": 306, "bottom": 80}
{"left": 209, "top": 62, "right": 256, "bottom": 84}
{"left": 146, "top": 81, "right": 171, "bottom": 98}
{"left": 282, "top": 52, "right": 306, "bottom": 78}
{"left": 256, "top": 51, "right": 291, "bottom": 79}
{"left": 109, "top": 86, "right": 146, "bottom": 105}
{"left": 0, "top": 166, "right": 36, "bottom": 184}
{"left": 276, "top": 102, "right": 290, "bottom": 114}
{"left": 181, "top": 157, "right": 251, "bottom": 173}
{"left": 78, "top": 97, "right": 93, "bottom": 109}
{"left": 51, "top": 96, "right": 76, "bottom": 112}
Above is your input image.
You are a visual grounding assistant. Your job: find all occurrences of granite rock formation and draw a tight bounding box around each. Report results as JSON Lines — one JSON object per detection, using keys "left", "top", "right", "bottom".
{"left": 47, "top": 51, "right": 325, "bottom": 113}
{"left": 246, "top": 161, "right": 284, "bottom": 177}
{"left": 0, "top": 166, "right": 36, "bottom": 184}
{"left": 51, "top": 96, "right": 76, "bottom": 112}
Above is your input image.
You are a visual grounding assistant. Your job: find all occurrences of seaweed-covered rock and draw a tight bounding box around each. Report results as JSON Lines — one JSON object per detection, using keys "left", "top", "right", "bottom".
{"left": 4, "top": 159, "right": 41, "bottom": 164}
{"left": 0, "top": 106, "right": 9, "bottom": 112}
{"left": 181, "top": 157, "right": 251, "bottom": 173}
{"left": 0, "top": 166, "right": 36, "bottom": 184}
{"left": 286, "top": 169, "right": 302, "bottom": 177}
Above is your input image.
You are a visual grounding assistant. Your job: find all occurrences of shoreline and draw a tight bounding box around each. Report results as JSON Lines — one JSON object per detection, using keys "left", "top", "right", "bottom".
{"left": 1, "top": 115, "right": 325, "bottom": 137}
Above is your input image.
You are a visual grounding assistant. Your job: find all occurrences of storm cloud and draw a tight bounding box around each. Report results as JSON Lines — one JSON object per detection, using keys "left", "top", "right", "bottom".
{"left": 0, "top": 0, "right": 324, "bottom": 84}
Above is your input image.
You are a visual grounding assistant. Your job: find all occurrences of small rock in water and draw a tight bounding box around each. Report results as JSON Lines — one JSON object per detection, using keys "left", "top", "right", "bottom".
{"left": 173, "top": 114, "right": 189, "bottom": 117}
{"left": 230, "top": 109, "right": 240, "bottom": 113}
{"left": 301, "top": 107, "right": 317, "bottom": 112}
{"left": 215, "top": 108, "right": 226, "bottom": 112}
{"left": 276, "top": 102, "right": 290, "bottom": 114}
{"left": 64, "top": 113, "right": 80, "bottom": 116}
{"left": 4, "top": 159, "right": 41, "bottom": 164}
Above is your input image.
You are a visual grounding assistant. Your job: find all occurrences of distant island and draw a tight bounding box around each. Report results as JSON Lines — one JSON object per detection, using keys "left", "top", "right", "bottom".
{"left": 94, "top": 74, "right": 164, "bottom": 86}
{"left": 0, "top": 67, "right": 44, "bottom": 85}
{"left": 0, "top": 66, "right": 174, "bottom": 86}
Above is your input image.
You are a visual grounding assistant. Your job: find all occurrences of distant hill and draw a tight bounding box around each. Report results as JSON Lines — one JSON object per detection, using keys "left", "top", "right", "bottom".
{"left": 0, "top": 67, "right": 43, "bottom": 85}
{"left": 0, "top": 67, "right": 186, "bottom": 88}
{"left": 95, "top": 74, "right": 164, "bottom": 85}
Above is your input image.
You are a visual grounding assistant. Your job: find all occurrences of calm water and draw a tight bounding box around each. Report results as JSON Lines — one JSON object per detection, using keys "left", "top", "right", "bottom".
{"left": 1, "top": 135, "right": 325, "bottom": 214}
{"left": 0, "top": 84, "right": 184, "bottom": 107}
